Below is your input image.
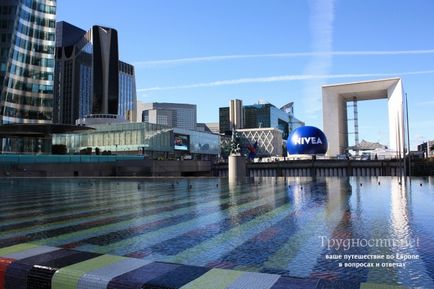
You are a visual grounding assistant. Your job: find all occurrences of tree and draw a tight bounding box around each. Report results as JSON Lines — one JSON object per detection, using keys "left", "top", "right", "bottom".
{"left": 230, "top": 131, "right": 241, "bottom": 155}
{"left": 51, "top": 144, "right": 67, "bottom": 155}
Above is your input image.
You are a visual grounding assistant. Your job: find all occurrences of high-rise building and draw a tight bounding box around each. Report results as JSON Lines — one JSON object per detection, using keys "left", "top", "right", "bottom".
{"left": 0, "top": 0, "right": 57, "bottom": 124}
{"left": 219, "top": 100, "right": 304, "bottom": 139}
{"left": 118, "top": 61, "right": 136, "bottom": 122}
{"left": 54, "top": 21, "right": 136, "bottom": 125}
{"left": 229, "top": 99, "right": 243, "bottom": 131}
{"left": 142, "top": 102, "right": 197, "bottom": 130}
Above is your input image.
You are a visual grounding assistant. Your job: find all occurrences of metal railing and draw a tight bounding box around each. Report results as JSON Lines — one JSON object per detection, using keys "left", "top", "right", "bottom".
{"left": 0, "top": 154, "right": 144, "bottom": 164}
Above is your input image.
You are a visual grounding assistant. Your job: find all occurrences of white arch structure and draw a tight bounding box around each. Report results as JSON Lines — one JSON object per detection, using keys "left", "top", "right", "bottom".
{"left": 322, "top": 78, "right": 406, "bottom": 157}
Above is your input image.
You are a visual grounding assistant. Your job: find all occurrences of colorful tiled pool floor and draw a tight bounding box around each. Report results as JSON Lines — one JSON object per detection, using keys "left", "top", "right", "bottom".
{"left": 0, "top": 242, "right": 417, "bottom": 289}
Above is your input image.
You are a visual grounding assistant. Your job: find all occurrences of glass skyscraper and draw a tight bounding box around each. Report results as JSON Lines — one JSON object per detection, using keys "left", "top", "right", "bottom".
{"left": 0, "top": 0, "right": 56, "bottom": 124}
{"left": 118, "top": 61, "right": 137, "bottom": 122}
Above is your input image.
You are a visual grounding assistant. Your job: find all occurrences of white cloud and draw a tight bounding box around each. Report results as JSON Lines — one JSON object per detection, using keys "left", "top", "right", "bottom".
{"left": 137, "top": 70, "right": 434, "bottom": 92}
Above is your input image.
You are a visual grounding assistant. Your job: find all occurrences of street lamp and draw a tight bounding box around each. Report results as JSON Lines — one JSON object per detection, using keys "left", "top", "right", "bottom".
{"left": 405, "top": 93, "right": 411, "bottom": 177}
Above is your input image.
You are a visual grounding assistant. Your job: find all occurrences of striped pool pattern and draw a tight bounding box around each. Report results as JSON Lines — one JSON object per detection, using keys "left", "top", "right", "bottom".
{"left": 1, "top": 177, "right": 434, "bottom": 289}
{"left": 0, "top": 242, "right": 391, "bottom": 289}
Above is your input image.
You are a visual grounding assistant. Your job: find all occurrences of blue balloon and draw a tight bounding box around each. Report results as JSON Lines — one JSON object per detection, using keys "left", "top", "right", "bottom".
{"left": 287, "top": 126, "right": 328, "bottom": 154}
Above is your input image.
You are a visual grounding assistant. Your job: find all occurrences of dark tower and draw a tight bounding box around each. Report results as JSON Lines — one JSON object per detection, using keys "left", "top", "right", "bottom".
{"left": 91, "top": 26, "right": 119, "bottom": 115}
{"left": 54, "top": 22, "right": 134, "bottom": 125}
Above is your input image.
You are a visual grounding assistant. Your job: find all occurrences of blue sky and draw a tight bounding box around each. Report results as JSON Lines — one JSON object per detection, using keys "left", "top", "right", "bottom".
{"left": 57, "top": 0, "right": 434, "bottom": 149}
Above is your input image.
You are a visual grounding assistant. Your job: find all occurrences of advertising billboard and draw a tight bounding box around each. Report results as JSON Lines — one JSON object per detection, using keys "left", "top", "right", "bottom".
{"left": 287, "top": 126, "right": 328, "bottom": 154}
{"left": 174, "top": 134, "right": 190, "bottom": 151}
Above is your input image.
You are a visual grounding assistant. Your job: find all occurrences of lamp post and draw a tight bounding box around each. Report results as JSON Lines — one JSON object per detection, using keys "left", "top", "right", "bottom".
{"left": 405, "top": 93, "right": 411, "bottom": 177}
{"left": 115, "top": 144, "right": 118, "bottom": 161}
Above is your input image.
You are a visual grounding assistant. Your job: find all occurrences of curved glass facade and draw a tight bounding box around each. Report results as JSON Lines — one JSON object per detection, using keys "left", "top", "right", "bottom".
{"left": 0, "top": 0, "right": 56, "bottom": 124}
{"left": 53, "top": 122, "right": 221, "bottom": 160}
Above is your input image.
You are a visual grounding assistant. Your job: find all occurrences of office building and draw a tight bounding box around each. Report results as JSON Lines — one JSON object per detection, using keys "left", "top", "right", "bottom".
{"left": 142, "top": 102, "right": 197, "bottom": 130}
{"left": 0, "top": 0, "right": 56, "bottom": 124}
{"left": 418, "top": 140, "right": 434, "bottom": 159}
{"left": 280, "top": 102, "right": 305, "bottom": 131}
{"left": 54, "top": 21, "right": 136, "bottom": 125}
{"left": 219, "top": 100, "right": 304, "bottom": 139}
{"left": 229, "top": 99, "right": 243, "bottom": 130}
{"left": 136, "top": 100, "right": 146, "bottom": 123}
{"left": 218, "top": 107, "right": 230, "bottom": 134}
{"left": 198, "top": 122, "right": 219, "bottom": 134}
{"left": 118, "top": 61, "right": 136, "bottom": 122}
{"left": 53, "top": 122, "right": 220, "bottom": 161}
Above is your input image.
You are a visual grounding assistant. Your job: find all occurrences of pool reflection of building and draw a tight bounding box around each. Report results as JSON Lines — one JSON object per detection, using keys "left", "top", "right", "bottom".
{"left": 53, "top": 122, "right": 220, "bottom": 160}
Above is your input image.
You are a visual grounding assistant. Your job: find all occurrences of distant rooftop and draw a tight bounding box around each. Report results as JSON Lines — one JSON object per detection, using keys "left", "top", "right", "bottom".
{"left": 349, "top": 139, "right": 387, "bottom": 151}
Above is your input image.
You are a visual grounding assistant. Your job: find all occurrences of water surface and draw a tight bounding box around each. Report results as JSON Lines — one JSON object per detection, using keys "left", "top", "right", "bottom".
{"left": 1, "top": 176, "right": 433, "bottom": 287}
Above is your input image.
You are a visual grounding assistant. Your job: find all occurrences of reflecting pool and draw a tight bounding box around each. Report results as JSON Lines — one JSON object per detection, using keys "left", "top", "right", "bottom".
{"left": 0, "top": 177, "right": 433, "bottom": 288}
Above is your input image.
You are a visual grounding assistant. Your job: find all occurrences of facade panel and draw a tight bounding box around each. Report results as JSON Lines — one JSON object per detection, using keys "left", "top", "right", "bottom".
{"left": 0, "top": 0, "right": 56, "bottom": 124}
{"left": 118, "top": 61, "right": 136, "bottom": 122}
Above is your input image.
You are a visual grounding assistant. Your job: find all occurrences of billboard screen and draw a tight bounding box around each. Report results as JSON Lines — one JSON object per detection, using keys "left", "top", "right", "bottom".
{"left": 174, "top": 134, "right": 190, "bottom": 151}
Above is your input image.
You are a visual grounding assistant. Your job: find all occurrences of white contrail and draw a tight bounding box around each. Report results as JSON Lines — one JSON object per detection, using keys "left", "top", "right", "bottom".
{"left": 132, "top": 49, "right": 434, "bottom": 67}
{"left": 414, "top": 100, "right": 434, "bottom": 106}
{"left": 302, "top": 0, "right": 335, "bottom": 116}
{"left": 137, "top": 70, "right": 434, "bottom": 92}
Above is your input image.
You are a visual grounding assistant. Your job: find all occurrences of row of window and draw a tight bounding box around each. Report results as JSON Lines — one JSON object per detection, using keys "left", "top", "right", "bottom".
{"left": 1, "top": 47, "right": 9, "bottom": 58}
{"left": 12, "top": 49, "right": 55, "bottom": 67}
{"left": 0, "top": 20, "right": 13, "bottom": 30}
{"left": 19, "top": 7, "right": 56, "bottom": 28}
{"left": 1, "top": 5, "right": 15, "bottom": 15}
{"left": 6, "top": 77, "right": 53, "bottom": 94}
{"left": 5, "top": 92, "right": 53, "bottom": 107}
{"left": 83, "top": 130, "right": 170, "bottom": 148}
{"left": 9, "top": 63, "right": 54, "bottom": 80}
{"left": 14, "top": 33, "right": 54, "bottom": 55}
{"left": 79, "top": 64, "right": 91, "bottom": 118}
{"left": 1, "top": 33, "right": 12, "bottom": 43}
{"left": 3, "top": 105, "right": 53, "bottom": 120}
{"left": 22, "top": 0, "right": 56, "bottom": 15}
{"left": 17, "top": 22, "right": 55, "bottom": 41}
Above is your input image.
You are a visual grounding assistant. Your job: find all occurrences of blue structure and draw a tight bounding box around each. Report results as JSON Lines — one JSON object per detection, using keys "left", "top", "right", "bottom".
{"left": 247, "top": 140, "right": 258, "bottom": 160}
{"left": 286, "top": 126, "right": 328, "bottom": 154}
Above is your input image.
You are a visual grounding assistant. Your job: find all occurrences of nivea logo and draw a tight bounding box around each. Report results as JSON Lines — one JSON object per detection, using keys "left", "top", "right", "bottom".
{"left": 287, "top": 126, "right": 328, "bottom": 155}
{"left": 294, "top": 137, "right": 323, "bottom": 145}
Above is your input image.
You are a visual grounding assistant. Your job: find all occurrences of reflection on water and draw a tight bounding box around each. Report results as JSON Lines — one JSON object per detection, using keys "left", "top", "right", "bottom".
{"left": 0, "top": 176, "right": 433, "bottom": 287}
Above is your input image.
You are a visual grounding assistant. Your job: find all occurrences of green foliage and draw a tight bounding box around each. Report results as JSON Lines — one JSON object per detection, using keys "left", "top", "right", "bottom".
{"left": 230, "top": 131, "right": 241, "bottom": 155}
{"left": 51, "top": 144, "right": 67, "bottom": 155}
